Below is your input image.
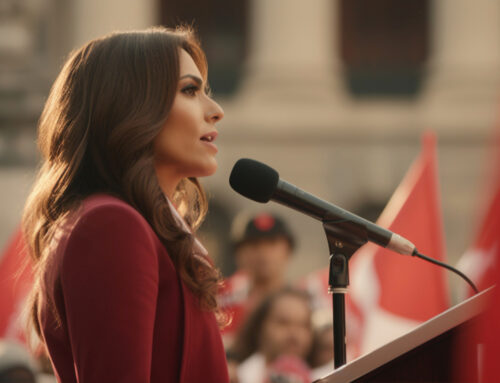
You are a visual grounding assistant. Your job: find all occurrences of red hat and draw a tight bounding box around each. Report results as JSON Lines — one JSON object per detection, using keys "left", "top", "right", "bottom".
{"left": 232, "top": 212, "right": 295, "bottom": 250}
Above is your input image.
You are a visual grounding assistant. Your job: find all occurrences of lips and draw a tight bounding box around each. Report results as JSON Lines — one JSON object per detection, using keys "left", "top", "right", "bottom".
{"left": 200, "top": 131, "right": 218, "bottom": 143}
{"left": 200, "top": 131, "right": 218, "bottom": 153}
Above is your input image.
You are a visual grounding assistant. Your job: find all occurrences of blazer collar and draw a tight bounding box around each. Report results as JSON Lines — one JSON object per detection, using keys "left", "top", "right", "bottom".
{"left": 166, "top": 197, "right": 209, "bottom": 260}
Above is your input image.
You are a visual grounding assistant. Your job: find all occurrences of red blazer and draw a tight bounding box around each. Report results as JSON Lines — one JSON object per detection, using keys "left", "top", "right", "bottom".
{"left": 38, "top": 194, "right": 229, "bottom": 383}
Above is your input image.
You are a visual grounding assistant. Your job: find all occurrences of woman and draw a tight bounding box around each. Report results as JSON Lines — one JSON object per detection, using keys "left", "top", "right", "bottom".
{"left": 22, "top": 26, "right": 227, "bottom": 382}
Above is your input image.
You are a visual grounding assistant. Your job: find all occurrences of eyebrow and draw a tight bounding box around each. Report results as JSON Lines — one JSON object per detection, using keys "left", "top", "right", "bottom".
{"left": 179, "top": 74, "right": 203, "bottom": 86}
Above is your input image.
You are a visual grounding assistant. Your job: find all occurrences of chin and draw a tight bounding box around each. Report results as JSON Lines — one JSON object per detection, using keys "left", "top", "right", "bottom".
{"left": 192, "top": 161, "right": 217, "bottom": 178}
{"left": 204, "top": 165, "right": 218, "bottom": 177}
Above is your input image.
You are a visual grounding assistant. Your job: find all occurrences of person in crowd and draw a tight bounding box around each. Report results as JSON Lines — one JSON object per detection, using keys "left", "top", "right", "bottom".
{"left": 229, "top": 287, "right": 313, "bottom": 383}
{"left": 22, "top": 26, "right": 229, "bottom": 382}
{"left": 219, "top": 212, "right": 296, "bottom": 346}
{"left": 307, "top": 315, "right": 335, "bottom": 380}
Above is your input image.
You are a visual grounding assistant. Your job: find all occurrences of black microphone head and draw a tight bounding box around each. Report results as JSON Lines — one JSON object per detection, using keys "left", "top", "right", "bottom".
{"left": 229, "top": 159, "right": 279, "bottom": 203}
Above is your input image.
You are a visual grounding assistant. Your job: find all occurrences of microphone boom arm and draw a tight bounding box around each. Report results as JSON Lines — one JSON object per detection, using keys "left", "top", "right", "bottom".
{"left": 275, "top": 179, "right": 415, "bottom": 254}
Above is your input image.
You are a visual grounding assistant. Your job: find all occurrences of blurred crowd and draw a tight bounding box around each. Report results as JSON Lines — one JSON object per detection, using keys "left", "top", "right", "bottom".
{"left": 0, "top": 340, "right": 53, "bottom": 383}
{"left": 218, "top": 212, "right": 336, "bottom": 383}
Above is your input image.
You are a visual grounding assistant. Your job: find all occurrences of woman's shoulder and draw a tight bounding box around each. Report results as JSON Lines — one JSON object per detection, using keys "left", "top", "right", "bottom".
{"left": 74, "top": 193, "right": 146, "bottom": 225}
{"left": 79, "top": 193, "right": 141, "bottom": 216}
{"left": 65, "top": 193, "right": 156, "bottom": 244}
{"left": 58, "top": 193, "right": 164, "bottom": 264}
{"left": 57, "top": 193, "right": 174, "bottom": 277}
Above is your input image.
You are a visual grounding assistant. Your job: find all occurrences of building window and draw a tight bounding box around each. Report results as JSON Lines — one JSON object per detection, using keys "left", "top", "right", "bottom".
{"left": 340, "top": 0, "right": 429, "bottom": 98}
{"left": 160, "top": 0, "right": 248, "bottom": 96}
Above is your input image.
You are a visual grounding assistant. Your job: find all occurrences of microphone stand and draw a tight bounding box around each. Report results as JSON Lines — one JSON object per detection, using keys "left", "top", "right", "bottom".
{"left": 323, "top": 220, "right": 368, "bottom": 369}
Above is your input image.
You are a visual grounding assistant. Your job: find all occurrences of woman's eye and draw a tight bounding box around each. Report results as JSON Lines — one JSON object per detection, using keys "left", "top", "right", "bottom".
{"left": 181, "top": 85, "right": 199, "bottom": 96}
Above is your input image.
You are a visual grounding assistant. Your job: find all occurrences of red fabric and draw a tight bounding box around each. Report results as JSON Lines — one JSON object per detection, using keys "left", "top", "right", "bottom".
{"left": 457, "top": 176, "right": 500, "bottom": 295}
{"left": 477, "top": 282, "right": 500, "bottom": 383}
{"left": 39, "top": 194, "right": 228, "bottom": 383}
{"left": 469, "top": 141, "right": 500, "bottom": 383}
{"left": 454, "top": 127, "right": 500, "bottom": 382}
{"left": 473, "top": 190, "right": 500, "bottom": 292}
{"left": 0, "top": 227, "right": 32, "bottom": 339}
{"left": 372, "top": 132, "right": 449, "bottom": 321}
{"left": 454, "top": 199, "right": 500, "bottom": 383}
{"left": 471, "top": 125, "right": 500, "bottom": 292}
{"left": 474, "top": 190, "right": 500, "bottom": 253}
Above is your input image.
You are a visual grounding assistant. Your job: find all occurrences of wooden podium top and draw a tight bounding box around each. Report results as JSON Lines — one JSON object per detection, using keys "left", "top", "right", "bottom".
{"left": 315, "top": 287, "right": 493, "bottom": 383}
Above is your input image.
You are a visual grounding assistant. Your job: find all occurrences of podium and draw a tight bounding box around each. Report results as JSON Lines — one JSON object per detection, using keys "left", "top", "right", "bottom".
{"left": 315, "top": 288, "right": 493, "bottom": 383}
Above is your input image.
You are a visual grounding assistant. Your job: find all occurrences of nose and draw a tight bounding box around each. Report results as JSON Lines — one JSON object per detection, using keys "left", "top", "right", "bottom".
{"left": 206, "top": 97, "right": 224, "bottom": 123}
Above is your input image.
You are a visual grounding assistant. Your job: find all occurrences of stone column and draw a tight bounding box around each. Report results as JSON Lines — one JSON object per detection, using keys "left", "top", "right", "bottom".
{"left": 227, "top": 0, "right": 346, "bottom": 133}
{"left": 0, "top": 0, "right": 51, "bottom": 164}
{"left": 420, "top": 0, "right": 500, "bottom": 134}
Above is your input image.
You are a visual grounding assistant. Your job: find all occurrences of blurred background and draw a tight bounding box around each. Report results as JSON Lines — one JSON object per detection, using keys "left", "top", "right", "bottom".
{"left": 1, "top": 0, "right": 499, "bottom": 298}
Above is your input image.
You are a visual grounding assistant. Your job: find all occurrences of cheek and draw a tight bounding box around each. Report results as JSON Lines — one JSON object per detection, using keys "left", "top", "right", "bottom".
{"left": 299, "top": 327, "right": 313, "bottom": 348}
{"left": 153, "top": 113, "right": 197, "bottom": 161}
{"left": 167, "top": 98, "right": 201, "bottom": 134}
{"left": 153, "top": 127, "right": 177, "bottom": 162}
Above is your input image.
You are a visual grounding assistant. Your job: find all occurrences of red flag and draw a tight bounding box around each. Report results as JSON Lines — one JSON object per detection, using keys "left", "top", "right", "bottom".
{"left": 453, "top": 127, "right": 500, "bottom": 382}
{"left": 456, "top": 191, "right": 500, "bottom": 295}
{"left": 456, "top": 129, "right": 500, "bottom": 296}
{"left": 454, "top": 254, "right": 500, "bottom": 383}
{"left": 350, "top": 131, "right": 449, "bottom": 353}
{"left": 454, "top": 175, "right": 500, "bottom": 382}
{"left": 0, "top": 227, "right": 33, "bottom": 340}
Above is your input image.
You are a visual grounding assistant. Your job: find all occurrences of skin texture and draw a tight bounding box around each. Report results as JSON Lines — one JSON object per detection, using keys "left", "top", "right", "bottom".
{"left": 258, "top": 294, "right": 313, "bottom": 363}
{"left": 153, "top": 49, "right": 224, "bottom": 199}
{"left": 237, "top": 238, "right": 292, "bottom": 287}
{"left": 234, "top": 238, "right": 292, "bottom": 318}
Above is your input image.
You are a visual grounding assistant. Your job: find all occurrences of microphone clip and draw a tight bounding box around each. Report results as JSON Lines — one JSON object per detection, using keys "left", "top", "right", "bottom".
{"left": 323, "top": 219, "right": 368, "bottom": 368}
{"left": 323, "top": 219, "right": 368, "bottom": 290}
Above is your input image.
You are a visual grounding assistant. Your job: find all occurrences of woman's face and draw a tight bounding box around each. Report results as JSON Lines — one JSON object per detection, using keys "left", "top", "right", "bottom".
{"left": 154, "top": 49, "right": 224, "bottom": 196}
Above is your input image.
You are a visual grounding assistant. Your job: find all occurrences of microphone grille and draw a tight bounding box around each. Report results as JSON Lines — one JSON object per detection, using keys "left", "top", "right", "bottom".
{"left": 229, "top": 159, "right": 279, "bottom": 203}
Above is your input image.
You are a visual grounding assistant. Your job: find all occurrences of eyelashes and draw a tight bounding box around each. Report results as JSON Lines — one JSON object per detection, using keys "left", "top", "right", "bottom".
{"left": 181, "top": 84, "right": 199, "bottom": 96}
{"left": 180, "top": 83, "right": 213, "bottom": 98}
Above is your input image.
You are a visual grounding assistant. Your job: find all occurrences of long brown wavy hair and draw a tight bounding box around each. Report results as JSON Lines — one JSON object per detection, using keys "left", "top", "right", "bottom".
{"left": 22, "top": 26, "right": 224, "bottom": 337}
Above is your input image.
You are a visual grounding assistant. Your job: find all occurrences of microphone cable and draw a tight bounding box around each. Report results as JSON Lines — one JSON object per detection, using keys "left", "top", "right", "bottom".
{"left": 412, "top": 250, "right": 479, "bottom": 294}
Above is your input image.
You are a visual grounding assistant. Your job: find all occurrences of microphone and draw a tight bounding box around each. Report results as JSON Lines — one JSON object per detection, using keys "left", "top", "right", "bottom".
{"left": 229, "top": 158, "right": 416, "bottom": 255}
